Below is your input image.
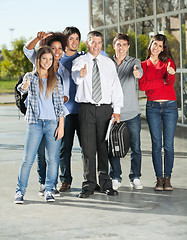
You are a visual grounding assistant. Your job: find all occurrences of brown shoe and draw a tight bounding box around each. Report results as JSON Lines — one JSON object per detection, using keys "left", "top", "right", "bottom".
{"left": 163, "top": 177, "right": 173, "bottom": 191}
{"left": 59, "top": 182, "right": 70, "bottom": 192}
{"left": 154, "top": 177, "right": 163, "bottom": 191}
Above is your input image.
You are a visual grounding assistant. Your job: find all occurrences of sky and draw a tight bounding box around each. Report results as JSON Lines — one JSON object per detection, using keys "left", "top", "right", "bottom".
{"left": 0, "top": 0, "right": 89, "bottom": 50}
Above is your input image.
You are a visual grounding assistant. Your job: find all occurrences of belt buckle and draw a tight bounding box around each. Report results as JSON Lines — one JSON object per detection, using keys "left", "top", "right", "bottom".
{"left": 95, "top": 103, "right": 101, "bottom": 107}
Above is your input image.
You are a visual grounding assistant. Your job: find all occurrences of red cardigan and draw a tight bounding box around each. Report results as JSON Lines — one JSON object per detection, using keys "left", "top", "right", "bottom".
{"left": 139, "top": 58, "right": 177, "bottom": 101}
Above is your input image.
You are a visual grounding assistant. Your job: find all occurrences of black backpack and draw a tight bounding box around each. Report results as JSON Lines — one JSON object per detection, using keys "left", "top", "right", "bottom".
{"left": 14, "top": 74, "right": 27, "bottom": 115}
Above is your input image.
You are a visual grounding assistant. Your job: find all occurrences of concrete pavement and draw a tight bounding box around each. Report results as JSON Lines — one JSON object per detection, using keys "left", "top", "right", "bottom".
{"left": 0, "top": 103, "right": 187, "bottom": 240}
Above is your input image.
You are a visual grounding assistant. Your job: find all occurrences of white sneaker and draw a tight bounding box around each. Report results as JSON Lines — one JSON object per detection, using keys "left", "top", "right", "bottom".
{"left": 130, "top": 178, "right": 143, "bottom": 190}
{"left": 38, "top": 184, "right": 45, "bottom": 196}
{"left": 52, "top": 188, "right": 60, "bottom": 197}
{"left": 112, "top": 179, "right": 121, "bottom": 190}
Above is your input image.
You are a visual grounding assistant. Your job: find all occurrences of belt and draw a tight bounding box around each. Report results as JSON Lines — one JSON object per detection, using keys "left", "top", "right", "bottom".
{"left": 80, "top": 102, "right": 110, "bottom": 107}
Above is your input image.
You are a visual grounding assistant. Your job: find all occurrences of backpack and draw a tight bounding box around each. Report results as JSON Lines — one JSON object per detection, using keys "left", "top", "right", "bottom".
{"left": 14, "top": 74, "right": 27, "bottom": 115}
{"left": 109, "top": 121, "right": 130, "bottom": 158}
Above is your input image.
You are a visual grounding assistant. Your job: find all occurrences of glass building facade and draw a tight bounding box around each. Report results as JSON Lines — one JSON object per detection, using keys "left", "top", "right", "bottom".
{"left": 88, "top": 0, "right": 187, "bottom": 126}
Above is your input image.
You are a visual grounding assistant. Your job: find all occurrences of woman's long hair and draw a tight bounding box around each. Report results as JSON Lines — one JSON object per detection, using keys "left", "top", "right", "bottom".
{"left": 35, "top": 46, "right": 57, "bottom": 98}
{"left": 146, "top": 34, "right": 175, "bottom": 64}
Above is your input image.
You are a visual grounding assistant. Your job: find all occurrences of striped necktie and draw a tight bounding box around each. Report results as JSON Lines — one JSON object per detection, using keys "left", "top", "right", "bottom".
{"left": 92, "top": 58, "right": 102, "bottom": 103}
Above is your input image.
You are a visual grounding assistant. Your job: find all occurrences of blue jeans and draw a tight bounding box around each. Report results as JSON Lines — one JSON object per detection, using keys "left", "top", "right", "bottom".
{"left": 37, "top": 137, "right": 59, "bottom": 187}
{"left": 146, "top": 101, "right": 178, "bottom": 178}
{"left": 59, "top": 114, "right": 81, "bottom": 184}
{"left": 109, "top": 114, "right": 142, "bottom": 182}
{"left": 37, "top": 137, "right": 46, "bottom": 185}
{"left": 16, "top": 120, "right": 61, "bottom": 195}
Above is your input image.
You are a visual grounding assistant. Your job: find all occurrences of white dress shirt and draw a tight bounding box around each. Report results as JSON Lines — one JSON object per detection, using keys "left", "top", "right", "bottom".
{"left": 72, "top": 52, "right": 123, "bottom": 114}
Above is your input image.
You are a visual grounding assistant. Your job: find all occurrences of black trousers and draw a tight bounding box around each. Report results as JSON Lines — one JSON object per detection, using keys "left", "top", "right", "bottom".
{"left": 78, "top": 103, "right": 113, "bottom": 191}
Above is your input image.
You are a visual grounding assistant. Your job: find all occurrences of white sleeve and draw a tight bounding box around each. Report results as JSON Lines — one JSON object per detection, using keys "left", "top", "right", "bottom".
{"left": 72, "top": 57, "right": 85, "bottom": 85}
{"left": 23, "top": 46, "right": 36, "bottom": 67}
{"left": 111, "top": 65, "right": 124, "bottom": 114}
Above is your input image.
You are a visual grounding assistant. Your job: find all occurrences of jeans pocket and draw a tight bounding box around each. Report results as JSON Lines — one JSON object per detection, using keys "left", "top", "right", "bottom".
{"left": 168, "top": 101, "right": 177, "bottom": 109}
{"left": 146, "top": 101, "right": 153, "bottom": 108}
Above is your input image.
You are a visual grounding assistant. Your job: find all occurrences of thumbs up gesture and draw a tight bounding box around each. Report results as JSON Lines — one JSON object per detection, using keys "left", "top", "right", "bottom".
{"left": 21, "top": 76, "right": 30, "bottom": 91}
{"left": 80, "top": 64, "right": 87, "bottom": 78}
{"left": 133, "top": 65, "right": 140, "bottom": 78}
{"left": 167, "top": 62, "right": 175, "bottom": 75}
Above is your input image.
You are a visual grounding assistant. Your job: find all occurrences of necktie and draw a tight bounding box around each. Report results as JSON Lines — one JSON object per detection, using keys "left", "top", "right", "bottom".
{"left": 92, "top": 58, "right": 102, "bottom": 103}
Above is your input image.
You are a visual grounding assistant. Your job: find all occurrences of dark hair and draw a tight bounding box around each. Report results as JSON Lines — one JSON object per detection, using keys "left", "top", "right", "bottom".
{"left": 87, "top": 31, "right": 103, "bottom": 42}
{"left": 146, "top": 34, "right": 174, "bottom": 63}
{"left": 39, "top": 32, "right": 67, "bottom": 51}
{"left": 113, "top": 33, "right": 130, "bottom": 45}
{"left": 35, "top": 46, "right": 57, "bottom": 98}
{"left": 63, "top": 26, "right": 81, "bottom": 40}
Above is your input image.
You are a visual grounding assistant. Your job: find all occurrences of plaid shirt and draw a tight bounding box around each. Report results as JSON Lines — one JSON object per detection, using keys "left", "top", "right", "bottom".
{"left": 18, "top": 71, "right": 69, "bottom": 123}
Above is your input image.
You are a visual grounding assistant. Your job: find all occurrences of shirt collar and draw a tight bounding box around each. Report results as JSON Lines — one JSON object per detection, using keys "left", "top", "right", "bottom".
{"left": 87, "top": 52, "right": 101, "bottom": 62}
{"left": 62, "top": 51, "right": 79, "bottom": 59}
{"left": 113, "top": 54, "right": 130, "bottom": 63}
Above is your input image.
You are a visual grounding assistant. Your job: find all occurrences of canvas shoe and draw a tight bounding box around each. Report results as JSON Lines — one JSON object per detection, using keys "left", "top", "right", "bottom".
{"left": 52, "top": 188, "right": 60, "bottom": 197}
{"left": 130, "top": 178, "right": 143, "bottom": 190}
{"left": 14, "top": 191, "right": 24, "bottom": 204}
{"left": 38, "top": 184, "right": 45, "bottom": 196}
{"left": 112, "top": 179, "right": 121, "bottom": 190}
{"left": 45, "top": 191, "right": 55, "bottom": 202}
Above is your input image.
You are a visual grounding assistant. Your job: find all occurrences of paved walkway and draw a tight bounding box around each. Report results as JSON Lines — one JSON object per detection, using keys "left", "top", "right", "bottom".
{"left": 0, "top": 103, "right": 187, "bottom": 240}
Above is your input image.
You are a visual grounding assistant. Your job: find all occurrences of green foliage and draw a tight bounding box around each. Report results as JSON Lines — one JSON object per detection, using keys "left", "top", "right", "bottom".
{"left": 127, "top": 30, "right": 136, "bottom": 58}
{"left": 165, "top": 30, "right": 180, "bottom": 68}
{"left": 181, "top": 24, "right": 187, "bottom": 68}
{"left": 106, "top": 30, "right": 117, "bottom": 58}
{"left": 78, "top": 41, "right": 88, "bottom": 53}
{"left": 106, "top": 44, "right": 115, "bottom": 58}
{"left": 0, "top": 38, "right": 32, "bottom": 79}
{"left": 137, "top": 34, "right": 150, "bottom": 61}
{"left": 0, "top": 79, "right": 17, "bottom": 93}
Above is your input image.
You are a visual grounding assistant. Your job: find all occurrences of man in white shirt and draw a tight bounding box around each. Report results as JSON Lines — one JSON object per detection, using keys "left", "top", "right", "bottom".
{"left": 72, "top": 31, "right": 123, "bottom": 198}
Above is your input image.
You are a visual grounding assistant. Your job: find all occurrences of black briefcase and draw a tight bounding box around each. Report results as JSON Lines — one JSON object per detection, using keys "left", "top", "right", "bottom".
{"left": 109, "top": 121, "right": 130, "bottom": 158}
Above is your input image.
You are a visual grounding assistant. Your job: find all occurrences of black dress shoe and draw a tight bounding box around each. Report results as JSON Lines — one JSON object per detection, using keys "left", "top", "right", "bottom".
{"left": 78, "top": 190, "right": 94, "bottom": 198}
{"left": 100, "top": 188, "right": 119, "bottom": 196}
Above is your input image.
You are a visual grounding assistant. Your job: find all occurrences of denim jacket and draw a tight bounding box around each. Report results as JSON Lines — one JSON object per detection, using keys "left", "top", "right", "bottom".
{"left": 18, "top": 71, "right": 69, "bottom": 123}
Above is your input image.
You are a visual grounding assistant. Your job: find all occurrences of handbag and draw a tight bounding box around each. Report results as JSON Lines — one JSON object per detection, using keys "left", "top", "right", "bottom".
{"left": 109, "top": 121, "right": 130, "bottom": 158}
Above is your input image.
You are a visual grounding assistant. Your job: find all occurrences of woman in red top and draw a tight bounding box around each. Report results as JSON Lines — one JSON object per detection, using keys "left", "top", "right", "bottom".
{"left": 139, "top": 34, "right": 178, "bottom": 191}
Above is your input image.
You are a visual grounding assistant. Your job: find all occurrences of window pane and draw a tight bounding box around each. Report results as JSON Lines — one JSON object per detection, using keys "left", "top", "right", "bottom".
{"left": 119, "top": 0, "right": 134, "bottom": 21}
{"left": 157, "top": 15, "right": 180, "bottom": 68}
{"left": 181, "top": 13, "right": 187, "bottom": 69}
{"left": 92, "top": 0, "right": 104, "bottom": 27}
{"left": 181, "top": 0, "right": 187, "bottom": 8}
{"left": 120, "top": 24, "right": 136, "bottom": 58}
{"left": 174, "top": 73, "right": 182, "bottom": 123}
{"left": 104, "top": 0, "right": 118, "bottom": 25}
{"left": 105, "top": 27, "right": 118, "bottom": 57}
{"left": 183, "top": 73, "right": 187, "bottom": 124}
{"left": 156, "top": 0, "right": 179, "bottom": 14}
{"left": 136, "top": 21, "right": 153, "bottom": 61}
{"left": 136, "top": 0, "right": 153, "bottom": 18}
{"left": 98, "top": 29, "right": 105, "bottom": 52}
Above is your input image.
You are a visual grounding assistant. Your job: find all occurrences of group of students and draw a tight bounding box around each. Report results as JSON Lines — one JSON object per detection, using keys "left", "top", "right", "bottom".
{"left": 14, "top": 26, "right": 178, "bottom": 204}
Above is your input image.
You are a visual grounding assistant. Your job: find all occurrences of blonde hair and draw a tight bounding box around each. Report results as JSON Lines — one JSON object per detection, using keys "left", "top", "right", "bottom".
{"left": 35, "top": 45, "right": 57, "bottom": 98}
